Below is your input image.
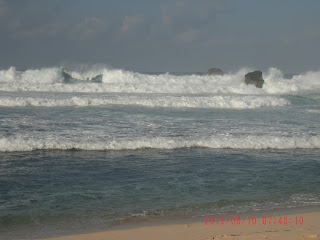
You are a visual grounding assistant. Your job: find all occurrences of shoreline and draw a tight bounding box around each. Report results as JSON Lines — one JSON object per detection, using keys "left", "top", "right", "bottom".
{"left": 40, "top": 208, "right": 320, "bottom": 240}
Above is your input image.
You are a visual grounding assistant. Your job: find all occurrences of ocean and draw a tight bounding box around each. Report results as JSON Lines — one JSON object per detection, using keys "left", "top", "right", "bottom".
{"left": 0, "top": 66, "right": 320, "bottom": 239}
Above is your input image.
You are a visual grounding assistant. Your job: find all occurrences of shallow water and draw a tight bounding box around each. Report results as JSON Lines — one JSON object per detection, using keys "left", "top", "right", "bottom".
{"left": 1, "top": 148, "right": 320, "bottom": 239}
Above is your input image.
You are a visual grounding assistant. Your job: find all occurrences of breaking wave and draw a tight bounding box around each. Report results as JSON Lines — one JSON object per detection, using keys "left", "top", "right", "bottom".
{"left": 0, "top": 66, "right": 320, "bottom": 94}
{"left": 0, "top": 94, "right": 289, "bottom": 109}
{"left": 1, "top": 135, "right": 320, "bottom": 152}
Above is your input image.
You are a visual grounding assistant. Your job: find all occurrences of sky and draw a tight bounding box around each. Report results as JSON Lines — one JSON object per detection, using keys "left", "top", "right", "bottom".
{"left": 0, "top": 0, "right": 320, "bottom": 73}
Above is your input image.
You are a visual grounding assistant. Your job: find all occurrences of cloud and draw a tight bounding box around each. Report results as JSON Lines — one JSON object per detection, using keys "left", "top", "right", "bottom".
{"left": 11, "top": 21, "right": 65, "bottom": 38}
{"left": 0, "top": 0, "right": 68, "bottom": 39}
{"left": 161, "top": 0, "right": 228, "bottom": 29}
{"left": 150, "top": 0, "right": 231, "bottom": 45}
{"left": 118, "top": 14, "right": 144, "bottom": 39}
{"left": 0, "top": 0, "right": 8, "bottom": 16}
{"left": 3, "top": 12, "right": 108, "bottom": 41}
{"left": 173, "top": 28, "right": 201, "bottom": 44}
{"left": 1, "top": 15, "right": 59, "bottom": 39}
{"left": 70, "top": 17, "right": 109, "bottom": 40}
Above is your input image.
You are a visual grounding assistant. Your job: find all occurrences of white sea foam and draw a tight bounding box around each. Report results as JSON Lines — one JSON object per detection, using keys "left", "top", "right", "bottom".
{"left": 1, "top": 135, "right": 319, "bottom": 152}
{"left": 0, "top": 67, "right": 61, "bottom": 83}
{"left": 0, "top": 94, "right": 289, "bottom": 109}
{"left": 263, "top": 68, "right": 320, "bottom": 94}
{"left": 306, "top": 109, "right": 320, "bottom": 113}
{"left": 0, "top": 66, "right": 319, "bottom": 94}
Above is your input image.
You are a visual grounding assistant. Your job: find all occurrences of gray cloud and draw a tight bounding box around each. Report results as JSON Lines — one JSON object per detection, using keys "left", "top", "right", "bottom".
{"left": 149, "top": 0, "right": 231, "bottom": 45}
{"left": 173, "top": 28, "right": 202, "bottom": 44}
{"left": 0, "top": 0, "right": 8, "bottom": 16}
{"left": 11, "top": 21, "right": 65, "bottom": 38}
{"left": 71, "top": 17, "right": 109, "bottom": 41}
{"left": 0, "top": 0, "right": 66, "bottom": 39}
{"left": 117, "top": 14, "right": 145, "bottom": 39}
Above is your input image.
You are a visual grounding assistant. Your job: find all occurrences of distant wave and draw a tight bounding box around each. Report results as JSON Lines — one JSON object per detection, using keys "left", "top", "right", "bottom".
{"left": 0, "top": 94, "right": 289, "bottom": 109}
{"left": 1, "top": 135, "right": 319, "bottom": 152}
{"left": 0, "top": 66, "right": 320, "bottom": 94}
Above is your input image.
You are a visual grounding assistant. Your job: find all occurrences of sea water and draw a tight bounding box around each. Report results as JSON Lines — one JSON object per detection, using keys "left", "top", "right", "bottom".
{"left": 0, "top": 66, "right": 320, "bottom": 239}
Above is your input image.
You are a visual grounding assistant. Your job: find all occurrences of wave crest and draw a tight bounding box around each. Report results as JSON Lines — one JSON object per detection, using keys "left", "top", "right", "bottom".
{"left": 1, "top": 135, "right": 319, "bottom": 152}
{"left": 0, "top": 94, "right": 289, "bottom": 109}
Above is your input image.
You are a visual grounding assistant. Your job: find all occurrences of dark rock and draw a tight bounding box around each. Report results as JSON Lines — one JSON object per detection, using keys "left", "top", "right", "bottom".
{"left": 207, "top": 68, "right": 224, "bottom": 76}
{"left": 244, "top": 71, "right": 264, "bottom": 88}
{"left": 195, "top": 72, "right": 206, "bottom": 76}
{"left": 61, "top": 70, "right": 76, "bottom": 83}
{"left": 196, "top": 68, "right": 224, "bottom": 76}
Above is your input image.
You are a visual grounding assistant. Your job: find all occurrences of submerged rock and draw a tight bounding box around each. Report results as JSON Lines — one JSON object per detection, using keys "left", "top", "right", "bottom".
{"left": 196, "top": 68, "right": 224, "bottom": 76}
{"left": 244, "top": 71, "right": 264, "bottom": 88}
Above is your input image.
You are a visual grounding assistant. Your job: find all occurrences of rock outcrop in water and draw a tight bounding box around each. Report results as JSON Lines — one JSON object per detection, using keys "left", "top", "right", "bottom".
{"left": 244, "top": 71, "right": 264, "bottom": 88}
{"left": 196, "top": 68, "right": 224, "bottom": 76}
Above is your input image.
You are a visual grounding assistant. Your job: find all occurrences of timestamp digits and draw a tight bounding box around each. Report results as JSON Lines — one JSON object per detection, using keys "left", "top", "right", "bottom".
{"left": 262, "top": 216, "right": 304, "bottom": 225}
{"left": 205, "top": 216, "right": 304, "bottom": 226}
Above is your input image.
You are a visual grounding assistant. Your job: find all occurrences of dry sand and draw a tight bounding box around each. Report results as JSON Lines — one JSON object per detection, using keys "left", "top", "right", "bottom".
{"left": 42, "top": 211, "right": 320, "bottom": 240}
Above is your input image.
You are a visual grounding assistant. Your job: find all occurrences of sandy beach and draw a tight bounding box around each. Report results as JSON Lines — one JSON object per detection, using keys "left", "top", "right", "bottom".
{"left": 42, "top": 211, "right": 320, "bottom": 240}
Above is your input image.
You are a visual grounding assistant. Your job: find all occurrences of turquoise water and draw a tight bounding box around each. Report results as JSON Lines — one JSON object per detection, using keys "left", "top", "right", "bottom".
{"left": 0, "top": 66, "right": 320, "bottom": 239}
